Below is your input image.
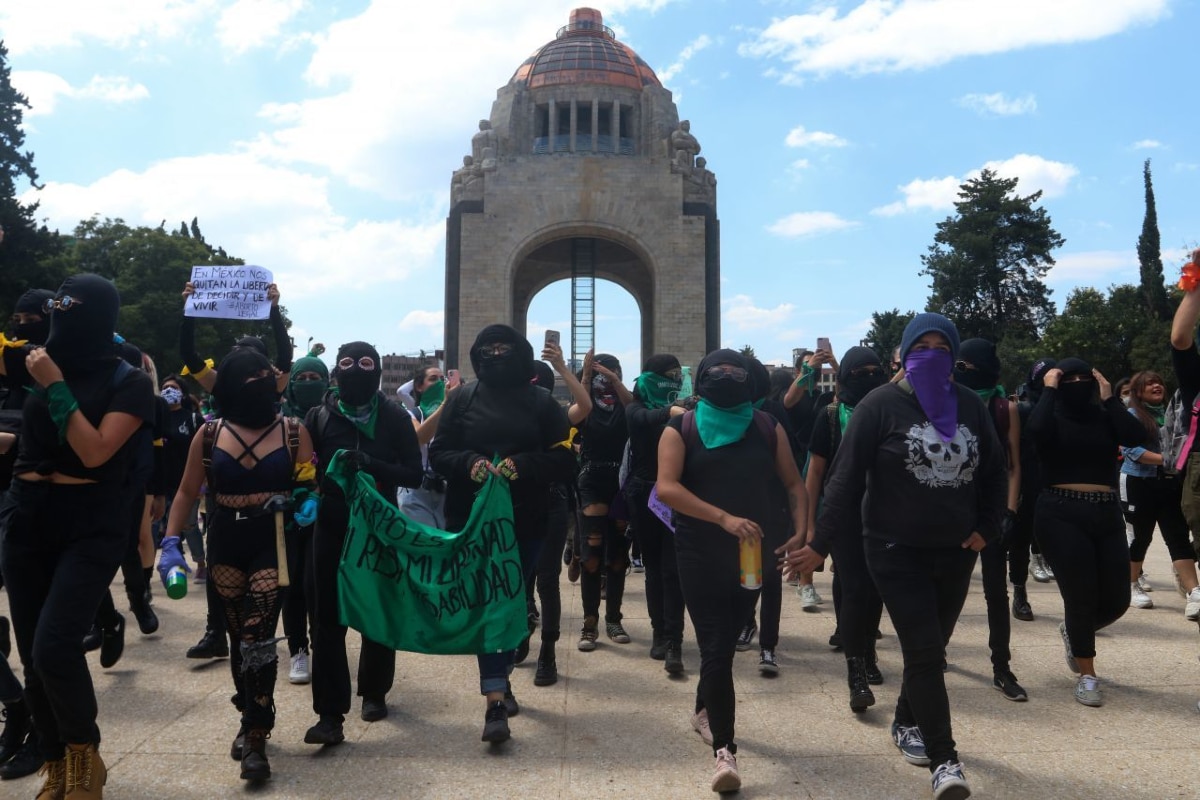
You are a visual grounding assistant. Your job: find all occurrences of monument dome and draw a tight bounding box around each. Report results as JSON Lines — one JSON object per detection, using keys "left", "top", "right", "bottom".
{"left": 509, "top": 8, "right": 661, "bottom": 91}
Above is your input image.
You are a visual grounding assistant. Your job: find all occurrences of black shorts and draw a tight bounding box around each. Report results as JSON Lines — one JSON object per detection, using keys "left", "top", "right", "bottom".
{"left": 578, "top": 463, "right": 620, "bottom": 508}
{"left": 206, "top": 508, "right": 278, "bottom": 576}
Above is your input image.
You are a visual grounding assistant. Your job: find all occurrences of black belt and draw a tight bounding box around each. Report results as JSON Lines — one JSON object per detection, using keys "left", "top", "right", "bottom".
{"left": 214, "top": 504, "right": 285, "bottom": 521}
{"left": 420, "top": 474, "right": 447, "bottom": 493}
{"left": 1046, "top": 487, "right": 1118, "bottom": 504}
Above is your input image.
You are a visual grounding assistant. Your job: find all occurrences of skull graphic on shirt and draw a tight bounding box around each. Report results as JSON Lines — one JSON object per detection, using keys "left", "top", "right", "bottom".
{"left": 904, "top": 422, "right": 978, "bottom": 488}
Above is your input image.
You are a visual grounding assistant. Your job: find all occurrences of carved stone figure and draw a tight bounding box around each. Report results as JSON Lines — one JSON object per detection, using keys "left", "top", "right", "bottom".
{"left": 472, "top": 119, "right": 498, "bottom": 171}
{"left": 452, "top": 155, "right": 484, "bottom": 203}
{"left": 670, "top": 119, "right": 701, "bottom": 172}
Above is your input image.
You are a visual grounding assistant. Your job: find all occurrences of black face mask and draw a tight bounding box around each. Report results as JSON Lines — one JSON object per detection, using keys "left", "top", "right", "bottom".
{"left": 839, "top": 372, "right": 887, "bottom": 407}
{"left": 289, "top": 380, "right": 327, "bottom": 414}
{"left": 477, "top": 351, "right": 528, "bottom": 388}
{"left": 44, "top": 274, "right": 120, "bottom": 374}
{"left": 697, "top": 374, "right": 752, "bottom": 409}
{"left": 12, "top": 317, "right": 49, "bottom": 345}
{"left": 337, "top": 370, "right": 378, "bottom": 406}
{"left": 953, "top": 367, "right": 998, "bottom": 393}
{"left": 1058, "top": 379, "right": 1097, "bottom": 412}
{"left": 220, "top": 375, "right": 278, "bottom": 428}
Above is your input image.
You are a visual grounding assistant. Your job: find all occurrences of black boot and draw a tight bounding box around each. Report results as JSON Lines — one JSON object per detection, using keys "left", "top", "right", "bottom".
{"left": 847, "top": 657, "right": 876, "bottom": 713}
{"left": 187, "top": 628, "right": 230, "bottom": 659}
{"left": 0, "top": 730, "right": 43, "bottom": 779}
{"left": 82, "top": 623, "right": 102, "bottom": 653}
{"left": 99, "top": 612, "right": 126, "bottom": 669}
{"left": 1012, "top": 584, "right": 1034, "bottom": 621}
{"left": 649, "top": 631, "right": 667, "bottom": 660}
{"left": 664, "top": 641, "right": 684, "bottom": 675}
{"left": 0, "top": 699, "right": 31, "bottom": 764}
{"left": 127, "top": 588, "right": 159, "bottom": 635}
{"left": 534, "top": 641, "right": 558, "bottom": 687}
{"left": 239, "top": 729, "right": 270, "bottom": 781}
{"left": 865, "top": 650, "right": 884, "bottom": 685}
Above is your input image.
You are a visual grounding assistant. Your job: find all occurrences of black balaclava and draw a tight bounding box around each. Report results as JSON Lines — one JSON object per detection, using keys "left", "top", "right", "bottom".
{"left": 1055, "top": 357, "right": 1098, "bottom": 414}
{"left": 212, "top": 349, "right": 278, "bottom": 428}
{"left": 333, "top": 341, "right": 382, "bottom": 407}
{"left": 590, "top": 353, "right": 622, "bottom": 411}
{"left": 954, "top": 338, "right": 1001, "bottom": 392}
{"left": 696, "top": 349, "right": 753, "bottom": 409}
{"left": 1027, "top": 357, "right": 1057, "bottom": 403}
{"left": 119, "top": 342, "right": 144, "bottom": 369}
{"left": 470, "top": 324, "right": 534, "bottom": 388}
{"left": 44, "top": 273, "right": 121, "bottom": 375}
{"left": 837, "top": 346, "right": 887, "bottom": 407}
{"left": 11, "top": 289, "right": 54, "bottom": 344}
{"left": 748, "top": 357, "right": 770, "bottom": 405}
{"left": 532, "top": 361, "right": 556, "bottom": 392}
{"left": 235, "top": 335, "right": 269, "bottom": 357}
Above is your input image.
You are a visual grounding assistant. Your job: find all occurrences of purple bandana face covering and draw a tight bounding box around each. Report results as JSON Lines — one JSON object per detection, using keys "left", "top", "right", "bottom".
{"left": 904, "top": 348, "right": 957, "bottom": 442}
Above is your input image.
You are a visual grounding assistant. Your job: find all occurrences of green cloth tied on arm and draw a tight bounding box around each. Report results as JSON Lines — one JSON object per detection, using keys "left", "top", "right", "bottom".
{"left": 794, "top": 362, "right": 815, "bottom": 388}
{"left": 46, "top": 381, "right": 79, "bottom": 443}
{"left": 418, "top": 379, "right": 445, "bottom": 418}
{"left": 694, "top": 399, "right": 754, "bottom": 449}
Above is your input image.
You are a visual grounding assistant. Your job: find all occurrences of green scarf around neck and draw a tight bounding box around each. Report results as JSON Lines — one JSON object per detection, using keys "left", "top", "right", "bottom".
{"left": 336, "top": 390, "right": 380, "bottom": 439}
{"left": 635, "top": 371, "right": 680, "bottom": 410}
{"left": 974, "top": 384, "right": 1006, "bottom": 405}
{"left": 1145, "top": 402, "right": 1166, "bottom": 427}
{"left": 694, "top": 399, "right": 754, "bottom": 448}
{"left": 418, "top": 379, "right": 445, "bottom": 418}
{"left": 838, "top": 401, "right": 855, "bottom": 435}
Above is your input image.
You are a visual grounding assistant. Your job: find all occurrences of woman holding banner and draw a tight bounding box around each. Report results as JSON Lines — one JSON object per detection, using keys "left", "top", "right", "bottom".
{"left": 302, "top": 341, "right": 422, "bottom": 746}
{"left": 429, "top": 324, "right": 574, "bottom": 744}
{"left": 159, "top": 348, "right": 314, "bottom": 783}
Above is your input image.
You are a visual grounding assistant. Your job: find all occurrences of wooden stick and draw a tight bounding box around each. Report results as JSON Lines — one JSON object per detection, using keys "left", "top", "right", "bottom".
{"left": 275, "top": 511, "right": 290, "bottom": 587}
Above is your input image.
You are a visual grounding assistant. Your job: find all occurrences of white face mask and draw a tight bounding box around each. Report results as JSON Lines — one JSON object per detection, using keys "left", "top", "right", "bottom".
{"left": 1121, "top": 395, "right": 1131, "bottom": 407}
{"left": 161, "top": 386, "right": 184, "bottom": 405}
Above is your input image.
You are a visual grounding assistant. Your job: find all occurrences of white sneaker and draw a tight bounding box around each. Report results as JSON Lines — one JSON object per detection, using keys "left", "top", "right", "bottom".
{"left": 691, "top": 708, "right": 714, "bottom": 745}
{"left": 1137, "top": 572, "right": 1152, "bottom": 593}
{"left": 711, "top": 747, "right": 741, "bottom": 793}
{"left": 799, "top": 583, "right": 821, "bottom": 612}
{"left": 1030, "top": 555, "right": 1051, "bottom": 583}
{"left": 931, "top": 760, "right": 972, "bottom": 800}
{"left": 1185, "top": 587, "right": 1200, "bottom": 621}
{"left": 1131, "top": 582, "right": 1154, "bottom": 609}
{"left": 289, "top": 648, "right": 311, "bottom": 684}
{"left": 1074, "top": 674, "right": 1102, "bottom": 707}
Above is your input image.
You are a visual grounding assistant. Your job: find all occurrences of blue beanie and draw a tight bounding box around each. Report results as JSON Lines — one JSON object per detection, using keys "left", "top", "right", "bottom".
{"left": 900, "top": 312, "right": 961, "bottom": 362}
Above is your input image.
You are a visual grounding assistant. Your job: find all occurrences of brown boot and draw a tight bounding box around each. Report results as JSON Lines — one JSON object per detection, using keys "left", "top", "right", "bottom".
{"left": 63, "top": 742, "right": 106, "bottom": 798}
{"left": 239, "top": 729, "right": 270, "bottom": 781}
{"left": 35, "top": 758, "right": 66, "bottom": 800}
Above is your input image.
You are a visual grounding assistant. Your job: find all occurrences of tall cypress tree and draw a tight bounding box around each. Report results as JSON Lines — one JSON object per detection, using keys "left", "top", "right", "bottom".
{"left": 1136, "top": 158, "right": 1169, "bottom": 321}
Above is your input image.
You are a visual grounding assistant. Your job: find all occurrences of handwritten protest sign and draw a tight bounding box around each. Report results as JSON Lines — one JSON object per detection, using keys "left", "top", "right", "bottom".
{"left": 184, "top": 265, "right": 274, "bottom": 320}
{"left": 648, "top": 484, "right": 676, "bottom": 532}
{"left": 326, "top": 452, "right": 528, "bottom": 655}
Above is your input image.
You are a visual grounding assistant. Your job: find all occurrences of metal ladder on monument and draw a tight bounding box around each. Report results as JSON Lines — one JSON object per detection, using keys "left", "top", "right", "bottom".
{"left": 570, "top": 238, "right": 596, "bottom": 371}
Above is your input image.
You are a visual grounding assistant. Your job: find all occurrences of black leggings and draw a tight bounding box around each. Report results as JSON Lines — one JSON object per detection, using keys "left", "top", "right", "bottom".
{"left": 626, "top": 479, "right": 684, "bottom": 643}
{"left": 980, "top": 537, "right": 1012, "bottom": 670}
{"left": 1125, "top": 474, "right": 1194, "bottom": 563}
{"left": 532, "top": 488, "right": 569, "bottom": 643}
{"left": 206, "top": 509, "right": 284, "bottom": 730}
{"left": 282, "top": 523, "right": 313, "bottom": 655}
{"left": 866, "top": 538, "right": 976, "bottom": 770}
{"left": 1035, "top": 493, "right": 1129, "bottom": 660}
{"left": 830, "top": 532, "right": 884, "bottom": 660}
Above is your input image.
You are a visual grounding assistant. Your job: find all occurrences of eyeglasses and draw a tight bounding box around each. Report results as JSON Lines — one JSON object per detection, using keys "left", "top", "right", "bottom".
{"left": 953, "top": 361, "right": 976, "bottom": 372}
{"left": 704, "top": 365, "right": 748, "bottom": 382}
{"left": 43, "top": 296, "right": 82, "bottom": 313}
{"left": 849, "top": 366, "right": 883, "bottom": 378}
{"left": 478, "top": 343, "right": 513, "bottom": 357}
{"left": 337, "top": 356, "right": 376, "bottom": 371}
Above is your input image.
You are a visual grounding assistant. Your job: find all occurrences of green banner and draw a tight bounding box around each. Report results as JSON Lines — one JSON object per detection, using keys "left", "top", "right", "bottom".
{"left": 325, "top": 452, "right": 527, "bottom": 655}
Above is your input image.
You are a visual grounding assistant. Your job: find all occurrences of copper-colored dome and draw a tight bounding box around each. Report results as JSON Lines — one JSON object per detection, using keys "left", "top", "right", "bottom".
{"left": 510, "top": 8, "right": 661, "bottom": 91}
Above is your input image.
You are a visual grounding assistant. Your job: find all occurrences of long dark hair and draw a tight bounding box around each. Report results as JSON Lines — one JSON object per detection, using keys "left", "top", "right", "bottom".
{"left": 1127, "top": 370, "right": 1164, "bottom": 439}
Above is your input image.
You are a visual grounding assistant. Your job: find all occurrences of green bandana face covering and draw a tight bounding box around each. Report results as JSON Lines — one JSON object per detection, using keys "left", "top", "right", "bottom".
{"left": 635, "top": 371, "right": 681, "bottom": 410}
{"left": 335, "top": 389, "right": 380, "bottom": 439}
{"left": 289, "top": 380, "right": 327, "bottom": 414}
{"left": 693, "top": 399, "right": 754, "bottom": 448}
{"left": 418, "top": 378, "right": 445, "bottom": 418}
{"left": 973, "top": 384, "right": 1006, "bottom": 405}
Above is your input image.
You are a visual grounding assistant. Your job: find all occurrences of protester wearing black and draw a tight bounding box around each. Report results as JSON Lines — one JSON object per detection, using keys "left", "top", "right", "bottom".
{"left": 1027, "top": 357, "right": 1143, "bottom": 708}
{"left": 804, "top": 346, "right": 888, "bottom": 712}
{"left": 625, "top": 354, "right": 687, "bottom": 672}
{"left": 429, "top": 324, "right": 574, "bottom": 743}
{"left": 788, "top": 313, "right": 1007, "bottom": 800}
{"left": 1, "top": 274, "right": 155, "bottom": 797}
{"left": 178, "top": 282, "right": 292, "bottom": 394}
{"left": 303, "top": 342, "right": 422, "bottom": 745}
{"left": 658, "top": 349, "right": 808, "bottom": 793}
{"left": 1011, "top": 357, "right": 1057, "bottom": 619}
{"left": 952, "top": 339, "right": 1027, "bottom": 702}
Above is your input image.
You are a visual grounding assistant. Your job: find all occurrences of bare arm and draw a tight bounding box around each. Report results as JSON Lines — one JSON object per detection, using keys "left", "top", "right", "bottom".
{"left": 542, "top": 343, "right": 593, "bottom": 425}
{"left": 803, "top": 452, "right": 827, "bottom": 541}
{"left": 1171, "top": 250, "right": 1200, "bottom": 349}
{"left": 774, "top": 422, "right": 809, "bottom": 549}
{"left": 414, "top": 384, "right": 458, "bottom": 446}
{"left": 1006, "top": 402, "right": 1021, "bottom": 511}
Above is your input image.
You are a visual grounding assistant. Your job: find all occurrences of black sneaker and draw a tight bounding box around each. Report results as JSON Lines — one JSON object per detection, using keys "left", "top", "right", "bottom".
{"left": 82, "top": 624, "right": 102, "bottom": 653}
{"left": 303, "top": 716, "right": 345, "bottom": 746}
{"left": 481, "top": 700, "right": 510, "bottom": 743}
{"left": 361, "top": 697, "right": 388, "bottom": 722}
{"left": 503, "top": 686, "right": 520, "bottom": 717}
{"left": 0, "top": 732, "right": 43, "bottom": 779}
{"left": 0, "top": 700, "right": 31, "bottom": 764}
{"left": 757, "top": 648, "right": 779, "bottom": 676}
{"left": 828, "top": 631, "right": 843, "bottom": 651}
{"left": 664, "top": 642, "right": 684, "bottom": 675}
{"left": 847, "top": 657, "right": 875, "bottom": 714}
{"left": 187, "top": 628, "right": 230, "bottom": 659}
{"left": 129, "top": 593, "right": 159, "bottom": 635}
{"left": 993, "top": 670, "right": 1028, "bottom": 702}
{"left": 1011, "top": 584, "right": 1034, "bottom": 621}
{"left": 534, "top": 654, "right": 558, "bottom": 686}
{"left": 735, "top": 622, "right": 757, "bottom": 652}
{"left": 649, "top": 633, "right": 668, "bottom": 660}
{"left": 99, "top": 613, "right": 125, "bottom": 669}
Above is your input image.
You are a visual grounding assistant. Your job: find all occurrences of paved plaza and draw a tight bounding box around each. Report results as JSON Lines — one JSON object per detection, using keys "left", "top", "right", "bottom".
{"left": 2, "top": 541, "right": 1198, "bottom": 799}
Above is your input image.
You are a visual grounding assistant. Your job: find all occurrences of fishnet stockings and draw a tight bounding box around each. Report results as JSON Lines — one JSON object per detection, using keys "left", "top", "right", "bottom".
{"left": 211, "top": 564, "right": 283, "bottom": 721}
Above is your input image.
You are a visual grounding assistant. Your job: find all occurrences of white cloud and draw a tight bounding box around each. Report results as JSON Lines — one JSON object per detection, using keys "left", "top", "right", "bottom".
{"left": 874, "top": 155, "right": 1077, "bottom": 215}
{"left": 740, "top": 0, "right": 1168, "bottom": 78}
{"left": 0, "top": 1, "right": 211, "bottom": 55}
{"left": 397, "top": 309, "right": 445, "bottom": 343}
{"left": 767, "top": 211, "right": 858, "bottom": 238}
{"left": 723, "top": 294, "right": 795, "bottom": 331}
{"left": 1133, "top": 139, "right": 1163, "bottom": 149}
{"left": 790, "top": 158, "right": 811, "bottom": 171}
{"left": 784, "top": 125, "right": 848, "bottom": 148}
{"left": 217, "top": 0, "right": 305, "bottom": 54}
{"left": 958, "top": 92, "right": 1037, "bottom": 116}
{"left": 12, "top": 71, "right": 149, "bottom": 118}
{"left": 657, "top": 34, "right": 713, "bottom": 85}
{"left": 1047, "top": 250, "right": 1137, "bottom": 282}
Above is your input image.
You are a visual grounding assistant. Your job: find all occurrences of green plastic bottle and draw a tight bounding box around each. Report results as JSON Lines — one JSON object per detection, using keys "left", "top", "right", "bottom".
{"left": 166, "top": 566, "right": 188, "bottom": 600}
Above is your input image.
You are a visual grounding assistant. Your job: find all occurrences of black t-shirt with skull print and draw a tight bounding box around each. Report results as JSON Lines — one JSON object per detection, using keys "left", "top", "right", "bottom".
{"left": 812, "top": 381, "right": 1007, "bottom": 553}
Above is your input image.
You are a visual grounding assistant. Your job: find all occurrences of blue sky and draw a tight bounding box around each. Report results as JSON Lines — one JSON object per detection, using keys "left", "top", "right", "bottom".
{"left": 4, "top": 0, "right": 1196, "bottom": 373}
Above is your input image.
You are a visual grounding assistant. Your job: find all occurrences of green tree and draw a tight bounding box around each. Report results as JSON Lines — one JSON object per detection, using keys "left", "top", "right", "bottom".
{"left": 1137, "top": 159, "right": 1169, "bottom": 321}
{"left": 0, "top": 39, "right": 66, "bottom": 314}
{"left": 738, "top": 343, "right": 756, "bottom": 360}
{"left": 921, "top": 169, "right": 1064, "bottom": 344}
{"left": 864, "top": 308, "right": 914, "bottom": 365}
